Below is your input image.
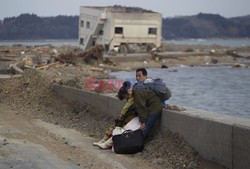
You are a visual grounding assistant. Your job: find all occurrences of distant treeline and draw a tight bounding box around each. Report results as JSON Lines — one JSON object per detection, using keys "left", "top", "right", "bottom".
{"left": 163, "top": 13, "right": 250, "bottom": 39}
{"left": 0, "top": 13, "right": 250, "bottom": 40}
{"left": 0, "top": 14, "right": 79, "bottom": 40}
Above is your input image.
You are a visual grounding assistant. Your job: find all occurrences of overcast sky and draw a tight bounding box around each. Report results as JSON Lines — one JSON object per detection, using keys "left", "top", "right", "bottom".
{"left": 1, "top": 0, "right": 250, "bottom": 20}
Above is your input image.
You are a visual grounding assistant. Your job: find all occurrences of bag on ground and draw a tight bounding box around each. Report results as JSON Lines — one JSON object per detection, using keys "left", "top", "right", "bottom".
{"left": 112, "top": 129, "right": 144, "bottom": 154}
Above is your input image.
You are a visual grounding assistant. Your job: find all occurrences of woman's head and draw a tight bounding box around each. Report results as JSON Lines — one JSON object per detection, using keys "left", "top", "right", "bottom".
{"left": 118, "top": 81, "right": 132, "bottom": 100}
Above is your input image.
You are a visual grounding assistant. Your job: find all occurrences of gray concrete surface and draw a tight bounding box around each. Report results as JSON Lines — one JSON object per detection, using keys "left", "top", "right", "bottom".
{"left": 232, "top": 125, "right": 250, "bottom": 169}
{"left": 53, "top": 84, "right": 124, "bottom": 116}
{"left": 35, "top": 120, "right": 156, "bottom": 169}
{"left": 52, "top": 84, "right": 250, "bottom": 169}
{"left": 0, "top": 105, "right": 157, "bottom": 169}
{"left": 161, "top": 109, "right": 233, "bottom": 168}
{"left": 0, "top": 137, "right": 81, "bottom": 169}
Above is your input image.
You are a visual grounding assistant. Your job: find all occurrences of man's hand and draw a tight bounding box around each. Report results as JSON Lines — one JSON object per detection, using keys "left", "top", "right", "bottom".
{"left": 140, "top": 123, "right": 146, "bottom": 130}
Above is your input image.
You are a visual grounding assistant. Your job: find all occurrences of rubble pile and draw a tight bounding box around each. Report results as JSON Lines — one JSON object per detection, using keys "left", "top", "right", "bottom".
{"left": 137, "top": 131, "right": 200, "bottom": 168}
{"left": 0, "top": 69, "right": 114, "bottom": 136}
{"left": 165, "top": 104, "right": 186, "bottom": 112}
{"left": 0, "top": 44, "right": 116, "bottom": 76}
{"left": 78, "top": 44, "right": 104, "bottom": 64}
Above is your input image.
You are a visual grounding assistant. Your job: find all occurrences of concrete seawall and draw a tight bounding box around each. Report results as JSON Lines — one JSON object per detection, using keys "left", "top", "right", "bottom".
{"left": 52, "top": 84, "right": 250, "bottom": 169}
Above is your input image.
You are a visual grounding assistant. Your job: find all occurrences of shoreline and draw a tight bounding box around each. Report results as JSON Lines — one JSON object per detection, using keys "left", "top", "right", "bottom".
{"left": 1, "top": 38, "right": 250, "bottom": 47}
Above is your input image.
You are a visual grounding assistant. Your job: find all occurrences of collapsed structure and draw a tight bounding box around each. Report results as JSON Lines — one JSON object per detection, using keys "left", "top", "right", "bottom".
{"left": 79, "top": 6, "right": 162, "bottom": 53}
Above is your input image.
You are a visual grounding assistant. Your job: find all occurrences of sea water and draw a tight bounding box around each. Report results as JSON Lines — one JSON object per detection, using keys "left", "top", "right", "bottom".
{"left": 110, "top": 66, "right": 250, "bottom": 119}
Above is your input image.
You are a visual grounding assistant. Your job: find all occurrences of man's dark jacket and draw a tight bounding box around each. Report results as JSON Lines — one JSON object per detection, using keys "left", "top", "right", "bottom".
{"left": 133, "top": 83, "right": 163, "bottom": 123}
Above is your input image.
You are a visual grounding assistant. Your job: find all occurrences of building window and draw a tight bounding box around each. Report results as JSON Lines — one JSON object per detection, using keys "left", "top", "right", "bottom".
{"left": 81, "top": 20, "right": 84, "bottom": 27}
{"left": 99, "top": 30, "right": 103, "bottom": 35}
{"left": 115, "top": 27, "right": 123, "bottom": 34}
{"left": 148, "top": 28, "right": 157, "bottom": 35}
{"left": 80, "top": 38, "right": 84, "bottom": 45}
{"left": 87, "top": 21, "right": 90, "bottom": 29}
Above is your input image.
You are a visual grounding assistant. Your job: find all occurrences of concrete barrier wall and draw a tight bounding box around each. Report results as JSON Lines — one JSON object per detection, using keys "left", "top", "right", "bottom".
{"left": 52, "top": 84, "right": 250, "bottom": 169}
{"left": 161, "top": 109, "right": 233, "bottom": 167}
{"left": 232, "top": 125, "right": 250, "bottom": 169}
{"left": 52, "top": 84, "right": 125, "bottom": 117}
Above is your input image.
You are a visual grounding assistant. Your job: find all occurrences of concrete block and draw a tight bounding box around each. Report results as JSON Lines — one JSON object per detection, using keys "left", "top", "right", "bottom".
{"left": 52, "top": 84, "right": 78, "bottom": 101}
{"left": 162, "top": 110, "right": 232, "bottom": 168}
{"left": 107, "top": 95, "right": 125, "bottom": 117}
{"left": 53, "top": 84, "right": 125, "bottom": 118}
{"left": 52, "top": 84, "right": 109, "bottom": 115}
{"left": 232, "top": 125, "right": 250, "bottom": 169}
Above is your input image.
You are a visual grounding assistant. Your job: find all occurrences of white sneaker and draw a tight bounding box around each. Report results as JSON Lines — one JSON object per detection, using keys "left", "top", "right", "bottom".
{"left": 93, "top": 136, "right": 108, "bottom": 146}
{"left": 97, "top": 137, "right": 113, "bottom": 149}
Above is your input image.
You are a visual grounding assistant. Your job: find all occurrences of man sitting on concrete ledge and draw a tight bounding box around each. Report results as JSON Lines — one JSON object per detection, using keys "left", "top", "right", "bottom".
{"left": 133, "top": 68, "right": 163, "bottom": 138}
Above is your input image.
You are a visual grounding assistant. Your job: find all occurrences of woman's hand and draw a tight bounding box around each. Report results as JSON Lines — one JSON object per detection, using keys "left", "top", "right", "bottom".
{"left": 119, "top": 114, "right": 124, "bottom": 121}
{"left": 140, "top": 123, "right": 146, "bottom": 130}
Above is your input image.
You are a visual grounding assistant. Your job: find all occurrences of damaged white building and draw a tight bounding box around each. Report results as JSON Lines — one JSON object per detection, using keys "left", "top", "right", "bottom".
{"left": 79, "top": 6, "right": 162, "bottom": 53}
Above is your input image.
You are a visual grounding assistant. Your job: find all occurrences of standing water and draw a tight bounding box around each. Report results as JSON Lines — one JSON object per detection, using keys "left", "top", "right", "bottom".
{"left": 110, "top": 66, "right": 250, "bottom": 119}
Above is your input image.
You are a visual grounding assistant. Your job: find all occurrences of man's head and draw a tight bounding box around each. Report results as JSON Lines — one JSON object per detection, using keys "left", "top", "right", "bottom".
{"left": 136, "top": 68, "right": 147, "bottom": 81}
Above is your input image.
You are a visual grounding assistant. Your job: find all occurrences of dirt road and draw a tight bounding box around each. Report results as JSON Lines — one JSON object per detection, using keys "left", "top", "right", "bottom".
{"left": 0, "top": 104, "right": 161, "bottom": 169}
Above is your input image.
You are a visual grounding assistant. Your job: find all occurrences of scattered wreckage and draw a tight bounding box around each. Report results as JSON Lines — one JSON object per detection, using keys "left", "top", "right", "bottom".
{"left": 1, "top": 44, "right": 117, "bottom": 75}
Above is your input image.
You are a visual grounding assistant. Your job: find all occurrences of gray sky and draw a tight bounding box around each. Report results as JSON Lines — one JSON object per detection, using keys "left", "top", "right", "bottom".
{"left": 1, "top": 0, "right": 250, "bottom": 20}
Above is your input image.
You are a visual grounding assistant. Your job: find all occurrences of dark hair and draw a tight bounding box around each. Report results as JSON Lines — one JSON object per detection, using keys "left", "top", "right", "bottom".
{"left": 136, "top": 68, "right": 147, "bottom": 76}
{"left": 118, "top": 81, "right": 131, "bottom": 100}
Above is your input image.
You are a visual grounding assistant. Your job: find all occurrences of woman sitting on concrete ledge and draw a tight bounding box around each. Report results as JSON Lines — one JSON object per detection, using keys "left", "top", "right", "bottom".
{"left": 93, "top": 81, "right": 140, "bottom": 149}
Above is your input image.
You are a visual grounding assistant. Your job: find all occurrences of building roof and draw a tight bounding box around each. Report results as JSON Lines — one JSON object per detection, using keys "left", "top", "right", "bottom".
{"left": 83, "top": 5, "right": 157, "bottom": 14}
